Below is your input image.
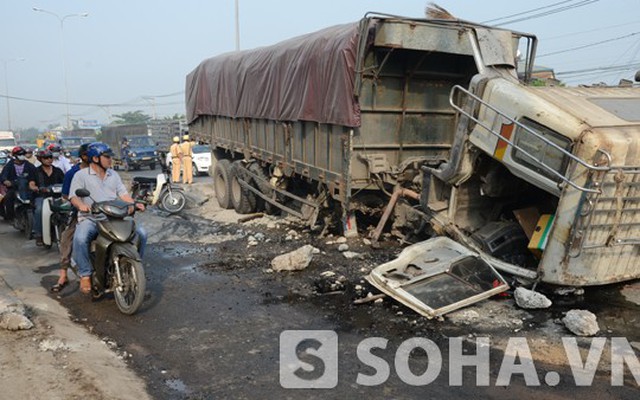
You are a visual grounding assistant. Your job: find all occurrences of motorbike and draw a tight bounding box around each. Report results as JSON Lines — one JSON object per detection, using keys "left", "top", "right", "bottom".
{"left": 13, "top": 175, "right": 35, "bottom": 239}
{"left": 131, "top": 163, "right": 186, "bottom": 214}
{"left": 75, "top": 188, "right": 146, "bottom": 315}
{"left": 41, "top": 184, "right": 74, "bottom": 250}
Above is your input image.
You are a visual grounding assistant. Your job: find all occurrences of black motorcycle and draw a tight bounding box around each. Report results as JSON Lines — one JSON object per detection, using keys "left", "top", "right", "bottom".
{"left": 75, "top": 188, "right": 146, "bottom": 315}
{"left": 13, "top": 175, "right": 35, "bottom": 240}
{"left": 131, "top": 162, "right": 186, "bottom": 214}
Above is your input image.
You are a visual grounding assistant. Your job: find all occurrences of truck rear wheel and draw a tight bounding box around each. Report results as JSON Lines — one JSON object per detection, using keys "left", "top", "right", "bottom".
{"left": 214, "top": 159, "right": 233, "bottom": 209}
{"left": 230, "top": 161, "right": 258, "bottom": 214}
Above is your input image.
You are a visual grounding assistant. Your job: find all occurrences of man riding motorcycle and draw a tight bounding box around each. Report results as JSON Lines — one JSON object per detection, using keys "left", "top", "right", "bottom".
{"left": 69, "top": 142, "right": 146, "bottom": 294}
{"left": 0, "top": 146, "right": 38, "bottom": 221}
{"left": 32, "top": 150, "right": 65, "bottom": 246}
{"left": 48, "top": 143, "right": 73, "bottom": 174}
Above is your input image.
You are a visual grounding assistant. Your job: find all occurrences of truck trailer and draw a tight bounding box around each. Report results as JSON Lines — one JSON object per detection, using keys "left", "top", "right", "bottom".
{"left": 186, "top": 13, "right": 640, "bottom": 287}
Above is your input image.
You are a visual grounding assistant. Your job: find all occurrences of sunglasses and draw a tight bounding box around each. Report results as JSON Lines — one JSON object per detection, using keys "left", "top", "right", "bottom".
{"left": 100, "top": 154, "right": 112, "bottom": 159}
{"left": 42, "top": 155, "right": 53, "bottom": 159}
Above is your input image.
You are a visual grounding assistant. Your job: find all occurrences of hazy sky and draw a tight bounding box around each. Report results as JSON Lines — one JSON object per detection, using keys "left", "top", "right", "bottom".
{"left": 1, "top": 0, "right": 638, "bottom": 130}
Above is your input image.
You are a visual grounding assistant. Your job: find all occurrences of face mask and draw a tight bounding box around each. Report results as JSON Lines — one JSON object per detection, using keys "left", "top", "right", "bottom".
{"left": 16, "top": 155, "right": 26, "bottom": 161}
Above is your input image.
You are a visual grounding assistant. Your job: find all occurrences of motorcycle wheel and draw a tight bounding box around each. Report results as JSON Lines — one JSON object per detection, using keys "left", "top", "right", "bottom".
{"left": 113, "top": 256, "right": 146, "bottom": 315}
{"left": 161, "top": 190, "right": 186, "bottom": 214}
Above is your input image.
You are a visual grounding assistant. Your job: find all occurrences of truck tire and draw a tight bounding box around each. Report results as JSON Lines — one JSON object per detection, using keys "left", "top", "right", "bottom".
{"left": 248, "top": 163, "right": 280, "bottom": 215}
{"left": 213, "top": 159, "right": 233, "bottom": 209}
{"left": 230, "top": 161, "right": 257, "bottom": 214}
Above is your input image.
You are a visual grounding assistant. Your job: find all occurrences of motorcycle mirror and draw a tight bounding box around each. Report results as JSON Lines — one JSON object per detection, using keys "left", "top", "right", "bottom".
{"left": 75, "top": 188, "right": 91, "bottom": 198}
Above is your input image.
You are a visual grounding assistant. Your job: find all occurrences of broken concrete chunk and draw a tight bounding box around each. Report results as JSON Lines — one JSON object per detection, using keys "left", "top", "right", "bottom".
{"left": 342, "top": 251, "right": 362, "bottom": 259}
{"left": 338, "top": 244, "right": 349, "bottom": 252}
{"left": 562, "top": 309, "right": 599, "bottom": 336}
{"left": 39, "top": 338, "right": 69, "bottom": 352}
{"left": 0, "top": 312, "right": 34, "bottom": 331}
{"left": 514, "top": 287, "right": 552, "bottom": 309}
{"left": 447, "top": 309, "right": 480, "bottom": 325}
{"left": 271, "top": 245, "right": 319, "bottom": 271}
{"left": 335, "top": 237, "right": 347, "bottom": 244}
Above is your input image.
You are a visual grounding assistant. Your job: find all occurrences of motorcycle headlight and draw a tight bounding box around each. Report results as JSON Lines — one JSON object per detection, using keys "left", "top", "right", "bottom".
{"left": 131, "top": 152, "right": 137, "bottom": 157}
{"left": 154, "top": 151, "right": 158, "bottom": 156}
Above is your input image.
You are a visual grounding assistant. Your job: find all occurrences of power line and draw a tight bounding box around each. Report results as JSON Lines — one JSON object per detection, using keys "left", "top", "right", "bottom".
{"left": 482, "top": 0, "right": 578, "bottom": 24}
{"left": 556, "top": 62, "right": 640, "bottom": 76}
{"left": 537, "top": 31, "right": 640, "bottom": 57}
{"left": 0, "top": 92, "right": 185, "bottom": 107}
{"left": 487, "top": 0, "right": 600, "bottom": 27}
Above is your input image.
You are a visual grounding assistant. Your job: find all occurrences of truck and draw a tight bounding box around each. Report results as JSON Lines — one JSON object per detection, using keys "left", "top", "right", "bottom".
{"left": 186, "top": 13, "right": 640, "bottom": 290}
{"left": 0, "top": 131, "right": 16, "bottom": 152}
{"left": 101, "top": 125, "right": 160, "bottom": 171}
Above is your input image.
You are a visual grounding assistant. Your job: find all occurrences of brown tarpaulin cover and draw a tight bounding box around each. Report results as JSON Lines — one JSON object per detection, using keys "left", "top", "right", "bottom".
{"left": 185, "top": 22, "right": 362, "bottom": 127}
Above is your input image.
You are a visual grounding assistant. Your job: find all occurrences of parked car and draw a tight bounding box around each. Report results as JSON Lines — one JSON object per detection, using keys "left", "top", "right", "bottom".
{"left": 166, "top": 144, "right": 211, "bottom": 177}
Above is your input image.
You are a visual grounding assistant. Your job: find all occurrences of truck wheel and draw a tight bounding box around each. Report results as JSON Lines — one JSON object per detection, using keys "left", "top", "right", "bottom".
{"left": 213, "top": 159, "right": 233, "bottom": 209}
{"left": 248, "top": 163, "right": 280, "bottom": 215}
{"left": 230, "top": 161, "right": 257, "bottom": 214}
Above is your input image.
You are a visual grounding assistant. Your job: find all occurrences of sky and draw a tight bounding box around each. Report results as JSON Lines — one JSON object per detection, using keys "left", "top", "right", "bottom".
{"left": 1, "top": 0, "right": 639, "bottom": 131}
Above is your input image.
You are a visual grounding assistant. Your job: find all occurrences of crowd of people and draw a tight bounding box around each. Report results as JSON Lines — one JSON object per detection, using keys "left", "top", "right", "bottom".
{"left": 0, "top": 142, "right": 145, "bottom": 294}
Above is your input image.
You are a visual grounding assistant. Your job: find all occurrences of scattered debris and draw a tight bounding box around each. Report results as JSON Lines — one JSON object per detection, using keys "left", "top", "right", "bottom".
{"left": 325, "top": 236, "right": 347, "bottom": 245}
{"left": 320, "top": 271, "right": 336, "bottom": 278}
{"left": 514, "top": 287, "right": 552, "bottom": 309}
{"left": 447, "top": 309, "right": 481, "bottom": 325}
{"left": 554, "top": 287, "right": 585, "bottom": 296}
{"left": 285, "top": 229, "right": 302, "bottom": 241}
{"left": 271, "top": 245, "right": 319, "bottom": 271}
{"left": 342, "top": 251, "right": 362, "bottom": 259}
{"left": 38, "top": 338, "right": 68, "bottom": 352}
{"left": 238, "top": 213, "right": 264, "bottom": 223}
{"left": 338, "top": 244, "right": 349, "bottom": 252}
{"left": 562, "top": 309, "right": 600, "bottom": 336}
{"left": 354, "top": 293, "right": 386, "bottom": 305}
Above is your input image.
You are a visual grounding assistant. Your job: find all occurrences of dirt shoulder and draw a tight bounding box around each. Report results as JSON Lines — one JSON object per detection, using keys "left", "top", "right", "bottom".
{"left": 0, "top": 223, "right": 151, "bottom": 400}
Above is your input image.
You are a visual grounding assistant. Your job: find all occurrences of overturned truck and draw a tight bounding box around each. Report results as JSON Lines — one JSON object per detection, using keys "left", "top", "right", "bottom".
{"left": 186, "top": 13, "right": 640, "bottom": 288}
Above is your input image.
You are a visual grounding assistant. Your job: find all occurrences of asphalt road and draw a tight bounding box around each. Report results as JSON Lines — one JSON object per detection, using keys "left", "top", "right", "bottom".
{"left": 3, "top": 170, "right": 639, "bottom": 399}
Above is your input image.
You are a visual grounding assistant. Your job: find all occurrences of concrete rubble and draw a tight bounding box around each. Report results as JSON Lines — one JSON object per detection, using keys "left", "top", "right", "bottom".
{"left": 0, "top": 291, "right": 33, "bottom": 331}
{"left": 514, "top": 287, "right": 553, "bottom": 309}
{"left": 271, "top": 244, "right": 320, "bottom": 271}
{"left": 562, "top": 309, "right": 600, "bottom": 336}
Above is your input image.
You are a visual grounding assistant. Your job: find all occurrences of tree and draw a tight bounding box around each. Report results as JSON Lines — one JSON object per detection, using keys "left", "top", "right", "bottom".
{"left": 112, "top": 110, "right": 152, "bottom": 125}
{"left": 163, "top": 113, "right": 186, "bottom": 121}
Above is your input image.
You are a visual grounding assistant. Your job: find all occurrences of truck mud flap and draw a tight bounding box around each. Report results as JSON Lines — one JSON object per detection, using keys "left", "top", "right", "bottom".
{"left": 366, "top": 236, "right": 509, "bottom": 319}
